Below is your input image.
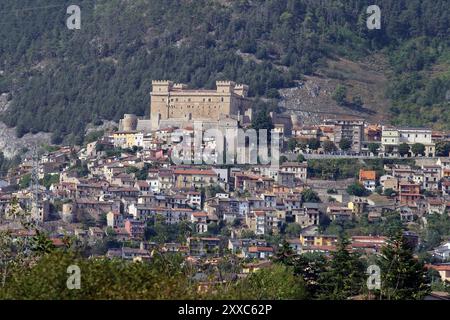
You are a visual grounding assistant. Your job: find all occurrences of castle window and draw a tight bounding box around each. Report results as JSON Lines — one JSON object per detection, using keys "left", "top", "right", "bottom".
{"left": 221, "top": 97, "right": 224, "bottom": 102}
{"left": 208, "top": 98, "right": 211, "bottom": 102}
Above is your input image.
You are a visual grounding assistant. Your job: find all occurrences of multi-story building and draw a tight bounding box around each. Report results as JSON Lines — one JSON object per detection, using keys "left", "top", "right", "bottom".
{"left": 326, "top": 206, "right": 353, "bottom": 221}
{"left": 191, "top": 212, "right": 208, "bottom": 234}
{"left": 381, "top": 126, "right": 435, "bottom": 157}
{"left": 323, "top": 118, "right": 365, "bottom": 153}
{"left": 294, "top": 202, "right": 320, "bottom": 227}
{"left": 422, "top": 165, "right": 441, "bottom": 191}
{"left": 124, "top": 219, "right": 145, "bottom": 240}
{"left": 173, "top": 168, "right": 219, "bottom": 189}
{"left": 399, "top": 182, "right": 421, "bottom": 205}
{"left": 112, "top": 131, "right": 144, "bottom": 149}
{"left": 280, "top": 162, "right": 308, "bottom": 182}
{"left": 187, "top": 237, "right": 221, "bottom": 256}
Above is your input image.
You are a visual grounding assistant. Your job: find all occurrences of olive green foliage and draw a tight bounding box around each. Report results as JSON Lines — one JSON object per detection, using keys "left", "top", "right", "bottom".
{"left": 411, "top": 143, "right": 425, "bottom": 156}
{"left": 435, "top": 141, "right": 450, "bottom": 157}
{"left": 325, "top": 211, "right": 403, "bottom": 238}
{"left": 332, "top": 85, "right": 347, "bottom": 106}
{"left": 219, "top": 264, "right": 308, "bottom": 300}
{"left": 0, "top": 252, "right": 197, "bottom": 300}
{"left": 307, "top": 159, "right": 413, "bottom": 180}
{"left": 346, "top": 182, "right": 370, "bottom": 197}
{"left": 322, "top": 140, "right": 337, "bottom": 153}
{"left": 40, "top": 174, "right": 60, "bottom": 189}
{"left": 419, "top": 214, "right": 450, "bottom": 252}
{"left": 398, "top": 143, "right": 411, "bottom": 156}
{"left": 19, "top": 173, "right": 31, "bottom": 189}
{"left": 339, "top": 138, "right": 352, "bottom": 151}
{"left": 301, "top": 188, "right": 320, "bottom": 203}
{"left": 388, "top": 39, "right": 450, "bottom": 130}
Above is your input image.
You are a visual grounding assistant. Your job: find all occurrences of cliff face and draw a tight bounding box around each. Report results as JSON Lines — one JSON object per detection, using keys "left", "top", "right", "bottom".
{"left": 0, "top": 93, "right": 51, "bottom": 158}
{"left": 0, "top": 122, "right": 51, "bottom": 158}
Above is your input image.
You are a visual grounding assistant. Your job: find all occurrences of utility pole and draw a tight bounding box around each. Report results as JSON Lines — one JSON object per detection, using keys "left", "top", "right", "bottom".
{"left": 30, "top": 145, "right": 41, "bottom": 226}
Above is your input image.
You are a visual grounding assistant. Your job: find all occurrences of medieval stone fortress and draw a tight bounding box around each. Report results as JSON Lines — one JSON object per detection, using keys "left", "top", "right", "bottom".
{"left": 119, "top": 80, "right": 253, "bottom": 132}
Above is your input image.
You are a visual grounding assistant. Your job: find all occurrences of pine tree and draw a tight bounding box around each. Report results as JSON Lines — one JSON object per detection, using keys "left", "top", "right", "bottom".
{"left": 273, "top": 240, "right": 297, "bottom": 267}
{"left": 293, "top": 253, "right": 328, "bottom": 299}
{"left": 318, "top": 236, "right": 365, "bottom": 299}
{"left": 378, "top": 232, "right": 430, "bottom": 300}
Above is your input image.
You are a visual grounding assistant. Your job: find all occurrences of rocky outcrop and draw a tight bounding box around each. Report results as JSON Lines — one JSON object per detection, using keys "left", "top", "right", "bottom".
{"left": 0, "top": 122, "right": 51, "bottom": 159}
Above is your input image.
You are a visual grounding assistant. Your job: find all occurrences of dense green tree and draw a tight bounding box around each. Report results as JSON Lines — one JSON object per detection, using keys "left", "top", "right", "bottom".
{"left": 435, "top": 141, "right": 450, "bottom": 157}
{"left": 19, "top": 174, "right": 31, "bottom": 189}
{"left": 352, "top": 96, "right": 363, "bottom": 108}
{"left": 0, "top": 251, "right": 196, "bottom": 300}
{"left": 251, "top": 107, "right": 273, "bottom": 132}
{"left": 293, "top": 253, "right": 328, "bottom": 298}
{"left": 411, "top": 143, "right": 425, "bottom": 156}
{"left": 317, "top": 236, "right": 365, "bottom": 299}
{"left": 339, "top": 138, "right": 352, "bottom": 151}
{"left": 378, "top": 233, "right": 430, "bottom": 300}
{"left": 279, "top": 155, "right": 288, "bottom": 164}
{"left": 347, "top": 182, "right": 370, "bottom": 197}
{"left": 307, "top": 138, "right": 320, "bottom": 151}
{"left": 287, "top": 138, "right": 298, "bottom": 151}
{"left": 323, "top": 140, "right": 337, "bottom": 153}
{"left": 398, "top": 143, "right": 411, "bottom": 157}
{"left": 383, "top": 188, "right": 396, "bottom": 197}
{"left": 368, "top": 143, "right": 380, "bottom": 155}
{"left": 301, "top": 188, "right": 320, "bottom": 203}
{"left": 296, "top": 154, "right": 306, "bottom": 162}
{"left": 220, "top": 264, "right": 308, "bottom": 300}
{"left": 273, "top": 240, "right": 297, "bottom": 266}
{"left": 332, "top": 85, "right": 348, "bottom": 106}
{"left": 285, "top": 223, "right": 302, "bottom": 237}
{"left": 40, "top": 174, "right": 60, "bottom": 189}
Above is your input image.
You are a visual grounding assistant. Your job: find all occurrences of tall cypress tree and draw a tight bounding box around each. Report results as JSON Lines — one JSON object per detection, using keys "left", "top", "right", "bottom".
{"left": 317, "top": 236, "right": 365, "bottom": 300}
{"left": 378, "top": 232, "right": 430, "bottom": 300}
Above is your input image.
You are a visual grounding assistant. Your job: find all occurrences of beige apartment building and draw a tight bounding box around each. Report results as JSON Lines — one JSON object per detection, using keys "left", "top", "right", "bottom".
{"left": 150, "top": 80, "right": 252, "bottom": 129}
{"left": 381, "top": 126, "right": 435, "bottom": 157}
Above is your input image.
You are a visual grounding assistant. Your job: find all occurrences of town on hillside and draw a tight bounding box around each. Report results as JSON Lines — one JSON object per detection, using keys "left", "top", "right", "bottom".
{"left": 1, "top": 80, "right": 450, "bottom": 299}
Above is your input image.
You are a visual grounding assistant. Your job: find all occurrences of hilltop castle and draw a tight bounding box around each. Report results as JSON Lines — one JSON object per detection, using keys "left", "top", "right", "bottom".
{"left": 119, "top": 80, "right": 253, "bottom": 132}
{"left": 150, "top": 80, "right": 252, "bottom": 129}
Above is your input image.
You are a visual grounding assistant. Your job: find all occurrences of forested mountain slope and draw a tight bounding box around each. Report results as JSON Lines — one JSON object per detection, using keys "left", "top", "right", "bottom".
{"left": 0, "top": 0, "right": 448, "bottom": 145}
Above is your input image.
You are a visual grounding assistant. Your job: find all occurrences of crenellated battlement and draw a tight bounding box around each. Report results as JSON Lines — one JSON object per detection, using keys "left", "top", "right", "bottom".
{"left": 152, "top": 80, "right": 172, "bottom": 84}
{"left": 150, "top": 80, "right": 252, "bottom": 128}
